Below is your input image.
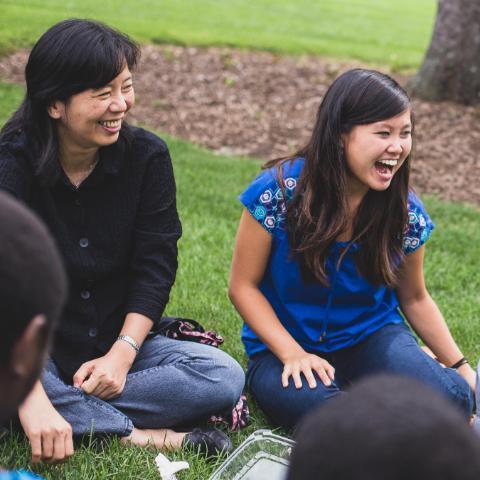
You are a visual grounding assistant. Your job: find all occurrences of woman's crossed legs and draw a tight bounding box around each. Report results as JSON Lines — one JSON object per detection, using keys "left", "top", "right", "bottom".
{"left": 42, "top": 334, "right": 245, "bottom": 446}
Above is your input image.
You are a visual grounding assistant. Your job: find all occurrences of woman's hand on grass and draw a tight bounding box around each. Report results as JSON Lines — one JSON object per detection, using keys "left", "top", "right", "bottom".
{"left": 18, "top": 381, "right": 74, "bottom": 464}
{"left": 73, "top": 343, "right": 135, "bottom": 399}
{"left": 281, "top": 352, "right": 335, "bottom": 389}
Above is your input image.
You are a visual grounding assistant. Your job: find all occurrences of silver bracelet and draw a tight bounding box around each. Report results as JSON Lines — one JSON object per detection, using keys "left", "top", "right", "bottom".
{"left": 117, "top": 334, "right": 140, "bottom": 354}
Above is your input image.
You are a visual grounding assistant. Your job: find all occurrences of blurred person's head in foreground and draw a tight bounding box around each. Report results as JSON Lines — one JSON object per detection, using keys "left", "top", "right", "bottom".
{"left": 0, "top": 191, "right": 66, "bottom": 424}
{"left": 287, "top": 374, "right": 480, "bottom": 480}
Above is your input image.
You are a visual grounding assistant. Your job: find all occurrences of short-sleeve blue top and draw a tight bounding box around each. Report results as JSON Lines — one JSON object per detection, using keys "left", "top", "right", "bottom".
{"left": 239, "top": 158, "right": 435, "bottom": 358}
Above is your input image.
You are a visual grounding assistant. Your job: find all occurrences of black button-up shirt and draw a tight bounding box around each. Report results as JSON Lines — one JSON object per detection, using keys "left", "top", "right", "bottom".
{"left": 0, "top": 126, "right": 182, "bottom": 377}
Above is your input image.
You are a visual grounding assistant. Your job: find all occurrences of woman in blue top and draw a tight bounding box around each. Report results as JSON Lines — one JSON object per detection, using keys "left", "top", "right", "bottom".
{"left": 229, "top": 68, "right": 475, "bottom": 430}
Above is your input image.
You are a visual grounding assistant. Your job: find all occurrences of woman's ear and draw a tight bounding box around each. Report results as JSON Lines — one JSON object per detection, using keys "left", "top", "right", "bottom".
{"left": 47, "top": 100, "right": 64, "bottom": 120}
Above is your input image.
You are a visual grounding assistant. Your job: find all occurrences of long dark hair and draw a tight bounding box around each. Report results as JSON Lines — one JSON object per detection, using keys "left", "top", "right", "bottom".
{"left": 0, "top": 19, "right": 140, "bottom": 185}
{"left": 266, "top": 69, "right": 412, "bottom": 287}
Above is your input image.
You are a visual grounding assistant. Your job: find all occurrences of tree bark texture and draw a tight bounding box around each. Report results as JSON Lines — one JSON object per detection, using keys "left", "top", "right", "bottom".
{"left": 408, "top": 0, "right": 480, "bottom": 105}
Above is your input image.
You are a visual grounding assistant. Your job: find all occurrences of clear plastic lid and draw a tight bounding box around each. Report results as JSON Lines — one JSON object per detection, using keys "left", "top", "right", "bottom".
{"left": 209, "top": 429, "right": 295, "bottom": 480}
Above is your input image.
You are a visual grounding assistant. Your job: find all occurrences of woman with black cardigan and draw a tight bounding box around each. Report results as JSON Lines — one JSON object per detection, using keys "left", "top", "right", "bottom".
{"left": 0, "top": 19, "right": 244, "bottom": 463}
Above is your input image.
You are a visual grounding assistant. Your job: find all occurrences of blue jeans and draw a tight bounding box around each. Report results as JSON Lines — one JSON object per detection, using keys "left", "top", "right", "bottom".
{"left": 473, "top": 361, "right": 480, "bottom": 434}
{"left": 247, "top": 323, "right": 473, "bottom": 430}
{"left": 42, "top": 334, "right": 245, "bottom": 436}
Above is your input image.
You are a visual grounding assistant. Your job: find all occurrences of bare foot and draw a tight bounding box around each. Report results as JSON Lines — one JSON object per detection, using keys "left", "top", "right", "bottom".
{"left": 120, "top": 427, "right": 187, "bottom": 450}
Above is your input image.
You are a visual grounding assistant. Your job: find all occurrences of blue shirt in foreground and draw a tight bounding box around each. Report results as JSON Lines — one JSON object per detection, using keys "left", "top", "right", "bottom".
{"left": 0, "top": 471, "right": 43, "bottom": 480}
{"left": 239, "top": 158, "right": 435, "bottom": 358}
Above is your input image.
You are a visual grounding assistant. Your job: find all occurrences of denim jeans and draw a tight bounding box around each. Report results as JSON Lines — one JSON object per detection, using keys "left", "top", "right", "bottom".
{"left": 247, "top": 323, "right": 473, "bottom": 430}
{"left": 473, "top": 361, "right": 480, "bottom": 435}
{"left": 42, "top": 334, "right": 245, "bottom": 437}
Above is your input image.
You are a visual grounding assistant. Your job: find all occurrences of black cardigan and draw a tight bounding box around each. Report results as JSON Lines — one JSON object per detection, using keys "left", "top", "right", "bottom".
{"left": 0, "top": 126, "right": 182, "bottom": 377}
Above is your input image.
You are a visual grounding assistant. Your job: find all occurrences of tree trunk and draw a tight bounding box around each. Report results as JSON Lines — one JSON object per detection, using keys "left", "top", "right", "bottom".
{"left": 408, "top": 0, "right": 480, "bottom": 105}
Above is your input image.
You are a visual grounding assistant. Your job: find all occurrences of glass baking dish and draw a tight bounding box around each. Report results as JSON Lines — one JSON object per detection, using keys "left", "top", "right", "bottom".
{"left": 209, "top": 429, "right": 295, "bottom": 480}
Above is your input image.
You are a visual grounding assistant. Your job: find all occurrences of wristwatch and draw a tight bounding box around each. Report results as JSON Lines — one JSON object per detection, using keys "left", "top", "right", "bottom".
{"left": 117, "top": 334, "right": 140, "bottom": 354}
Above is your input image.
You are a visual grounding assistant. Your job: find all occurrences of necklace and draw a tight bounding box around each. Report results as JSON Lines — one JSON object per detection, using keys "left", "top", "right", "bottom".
{"left": 65, "top": 155, "right": 99, "bottom": 189}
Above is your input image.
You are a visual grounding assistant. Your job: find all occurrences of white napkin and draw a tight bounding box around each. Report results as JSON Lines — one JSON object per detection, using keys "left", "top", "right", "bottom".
{"left": 155, "top": 452, "right": 189, "bottom": 480}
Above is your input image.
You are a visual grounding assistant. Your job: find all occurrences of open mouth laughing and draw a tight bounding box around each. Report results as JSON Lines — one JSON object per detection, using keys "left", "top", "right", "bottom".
{"left": 374, "top": 159, "right": 398, "bottom": 178}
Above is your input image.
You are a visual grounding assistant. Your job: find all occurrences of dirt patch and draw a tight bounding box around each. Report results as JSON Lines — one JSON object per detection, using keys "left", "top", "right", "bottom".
{"left": 1, "top": 45, "right": 479, "bottom": 207}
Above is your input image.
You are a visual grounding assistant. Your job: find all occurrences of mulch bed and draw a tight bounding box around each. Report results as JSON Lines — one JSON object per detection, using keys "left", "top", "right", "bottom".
{"left": 1, "top": 45, "right": 479, "bottom": 207}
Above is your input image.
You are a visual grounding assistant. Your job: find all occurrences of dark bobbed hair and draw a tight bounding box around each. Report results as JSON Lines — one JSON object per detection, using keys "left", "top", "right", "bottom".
{"left": 287, "top": 374, "right": 480, "bottom": 480}
{"left": 1, "top": 19, "right": 140, "bottom": 184}
{"left": 0, "top": 191, "right": 67, "bottom": 364}
{"left": 266, "top": 69, "right": 412, "bottom": 287}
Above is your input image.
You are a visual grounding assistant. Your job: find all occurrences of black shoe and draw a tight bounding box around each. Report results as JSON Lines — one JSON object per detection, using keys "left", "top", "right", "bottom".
{"left": 183, "top": 428, "right": 232, "bottom": 456}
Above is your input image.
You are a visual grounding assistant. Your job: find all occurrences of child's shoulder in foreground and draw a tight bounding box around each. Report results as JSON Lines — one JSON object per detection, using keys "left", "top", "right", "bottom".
{"left": 0, "top": 471, "right": 43, "bottom": 480}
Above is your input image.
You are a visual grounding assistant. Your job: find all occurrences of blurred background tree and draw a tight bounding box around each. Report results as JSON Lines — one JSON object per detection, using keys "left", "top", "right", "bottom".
{"left": 408, "top": 0, "right": 480, "bottom": 105}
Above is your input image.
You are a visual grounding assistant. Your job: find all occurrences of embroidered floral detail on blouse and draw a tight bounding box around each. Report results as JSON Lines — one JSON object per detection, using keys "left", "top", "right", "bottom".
{"left": 403, "top": 202, "right": 431, "bottom": 254}
{"left": 248, "top": 177, "right": 297, "bottom": 233}
{"left": 248, "top": 175, "right": 433, "bottom": 252}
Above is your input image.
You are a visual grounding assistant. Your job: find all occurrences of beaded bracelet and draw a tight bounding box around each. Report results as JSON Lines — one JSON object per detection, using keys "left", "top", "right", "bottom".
{"left": 450, "top": 357, "right": 469, "bottom": 369}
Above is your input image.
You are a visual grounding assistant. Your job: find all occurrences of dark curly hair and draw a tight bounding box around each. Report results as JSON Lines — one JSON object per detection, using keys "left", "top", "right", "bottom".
{"left": 0, "top": 191, "right": 66, "bottom": 364}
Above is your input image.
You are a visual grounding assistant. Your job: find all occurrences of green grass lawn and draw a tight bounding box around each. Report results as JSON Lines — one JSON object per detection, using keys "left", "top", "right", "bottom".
{"left": 0, "top": 0, "right": 436, "bottom": 69}
{"left": 1, "top": 78, "right": 480, "bottom": 478}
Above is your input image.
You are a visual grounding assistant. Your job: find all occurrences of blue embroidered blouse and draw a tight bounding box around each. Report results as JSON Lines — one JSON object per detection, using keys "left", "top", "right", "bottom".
{"left": 239, "top": 158, "right": 435, "bottom": 358}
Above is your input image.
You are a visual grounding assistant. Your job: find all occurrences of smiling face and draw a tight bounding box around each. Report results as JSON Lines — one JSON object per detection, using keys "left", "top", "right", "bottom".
{"left": 48, "top": 66, "right": 135, "bottom": 156}
{"left": 342, "top": 108, "right": 412, "bottom": 200}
